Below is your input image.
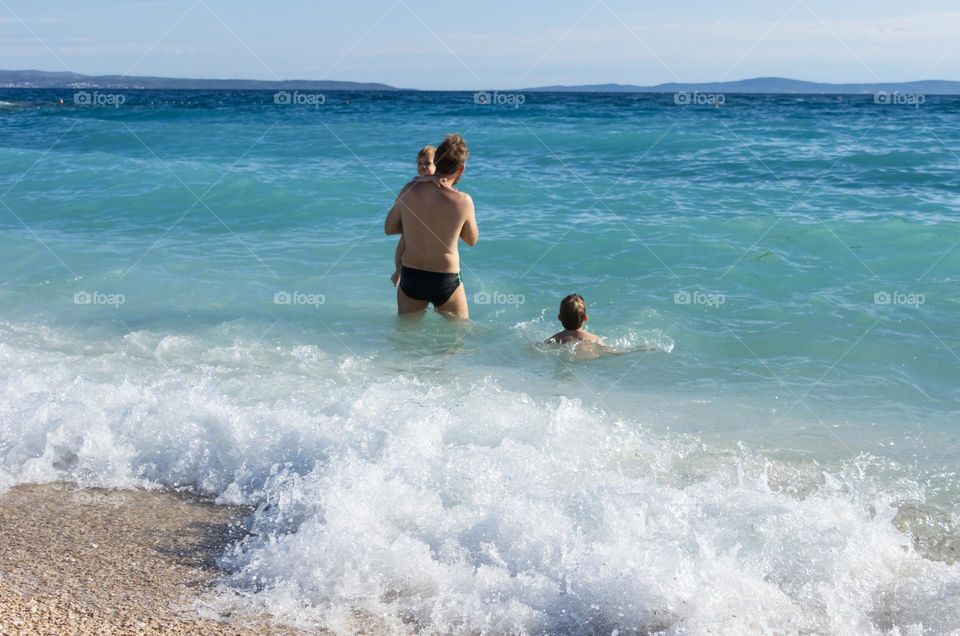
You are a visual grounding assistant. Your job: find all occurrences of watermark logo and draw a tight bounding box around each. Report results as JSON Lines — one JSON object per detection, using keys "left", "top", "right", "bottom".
{"left": 874, "top": 291, "right": 925, "bottom": 307}
{"left": 73, "top": 290, "right": 125, "bottom": 308}
{"left": 49, "top": 483, "right": 127, "bottom": 509}
{"left": 674, "top": 91, "right": 725, "bottom": 107}
{"left": 473, "top": 290, "right": 525, "bottom": 307}
{"left": 874, "top": 92, "right": 925, "bottom": 108}
{"left": 72, "top": 490, "right": 127, "bottom": 508}
{"left": 274, "top": 290, "right": 326, "bottom": 308}
{"left": 473, "top": 90, "right": 526, "bottom": 108}
{"left": 273, "top": 91, "right": 326, "bottom": 107}
{"left": 674, "top": 290, "right": 726, "bottom": 308}
{"left": 74, "top": 91, "right": 126, "bottom": 108}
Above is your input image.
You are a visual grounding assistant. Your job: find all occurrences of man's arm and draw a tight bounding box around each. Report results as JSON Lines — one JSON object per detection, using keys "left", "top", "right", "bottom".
{"left": 459, "top": 195, "right": 478, "bottom": 247}
{"left": 385, "top": 183, "right": 414, "bottom": 235}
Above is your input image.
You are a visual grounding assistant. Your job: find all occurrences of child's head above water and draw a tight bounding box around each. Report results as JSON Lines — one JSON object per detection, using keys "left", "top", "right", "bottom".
{"left": 417, "top": 145, "right": 436, "bottom": 177}
{"left": 547, "top": 294, "right": 599, "bottom": 346}
{"left": 558, "top": 294, "right": 588, "bottom": 330}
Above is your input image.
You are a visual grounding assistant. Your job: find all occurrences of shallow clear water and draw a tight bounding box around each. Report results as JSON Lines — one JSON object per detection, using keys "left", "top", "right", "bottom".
{"left": 0, "top": 89, "right": 958, "bottom": 634}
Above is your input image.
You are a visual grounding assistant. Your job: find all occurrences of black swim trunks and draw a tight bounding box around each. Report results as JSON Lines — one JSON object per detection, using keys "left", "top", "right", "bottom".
{"left": 399, "top": 266, "right": 462, "bottom": 307}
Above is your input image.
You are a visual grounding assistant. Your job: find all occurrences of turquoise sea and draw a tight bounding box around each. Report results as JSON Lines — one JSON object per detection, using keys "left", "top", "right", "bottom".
{"left": 0, "top": 89, "right": 958, "bottom": 633}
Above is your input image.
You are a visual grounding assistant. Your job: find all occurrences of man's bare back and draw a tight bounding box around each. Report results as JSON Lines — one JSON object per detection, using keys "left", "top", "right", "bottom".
{"left": 387, "top": 176, "right": 477, "bottom": 274}
{"left": 385, "top": 136, "right": 478, "bottom": 319}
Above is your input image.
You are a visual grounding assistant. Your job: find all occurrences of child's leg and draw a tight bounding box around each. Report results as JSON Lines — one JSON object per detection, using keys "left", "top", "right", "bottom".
{"left": 391, "top": 236, "right": 405, "bottom": 286}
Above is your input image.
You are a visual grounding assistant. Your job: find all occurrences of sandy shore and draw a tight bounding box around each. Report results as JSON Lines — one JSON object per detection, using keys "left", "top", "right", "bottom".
{"left": 0, "top": 482, "right": 308, "bottom": 635}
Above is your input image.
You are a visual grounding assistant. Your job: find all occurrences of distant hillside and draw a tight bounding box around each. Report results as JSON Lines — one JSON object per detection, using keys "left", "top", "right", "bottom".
{"left": 524, "top": 77, "right": 960, "bottom": 95}
{"left": 0, "top": 69, "right": 401, "bottom": 91}
{"left": 4, "top": 71, "right": 958, "bottom": 94}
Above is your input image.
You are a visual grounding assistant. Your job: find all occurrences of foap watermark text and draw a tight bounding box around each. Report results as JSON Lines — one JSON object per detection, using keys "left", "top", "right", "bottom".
{"left": 474, "top": 290, "right": 525, "bottom": 307}
{"left": 874, "top": 291, "right": 925, "bottom": 307}
{"left": 674, "top": 290, "right": 726, "bottom": 308}
{"left": 274, "top": 290, "right": 326, "bottom": 308}
{"left": 74, "top": 291, "right": 125, "bottom": 308}
{"left": 274, "top": 91, "right": 326, "bottom": 107}
{"left": 874, "top": 92, "right": 925, "bottom": 108}
{"left": 674, "top": 91, "right": 725, "bottom": 107}
{"left": 74, "top": 91, "right": 126, "bottom": 108}
{"left": 474, "top": 90, "right": 526, "bottom": 108}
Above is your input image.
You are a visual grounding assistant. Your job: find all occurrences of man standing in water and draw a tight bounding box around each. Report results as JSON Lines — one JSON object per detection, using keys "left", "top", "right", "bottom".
{"left": 385, "top": 134, "right": 478, "bottom": 319}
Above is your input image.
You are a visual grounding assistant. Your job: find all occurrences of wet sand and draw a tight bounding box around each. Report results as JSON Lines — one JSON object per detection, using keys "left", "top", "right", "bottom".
{"left": 0, "top": 482, "right": 304, "bottom": 635}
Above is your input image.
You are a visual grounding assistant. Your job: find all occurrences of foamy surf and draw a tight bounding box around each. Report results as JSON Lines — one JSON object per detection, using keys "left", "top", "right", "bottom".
{"left": 0, "top": 322, "right": 957, "bottom": 635}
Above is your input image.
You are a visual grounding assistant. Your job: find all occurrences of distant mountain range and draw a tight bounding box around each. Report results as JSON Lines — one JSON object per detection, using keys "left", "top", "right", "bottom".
{"left": 523, "top": 77, "right": 960, "bottom": 94}
{"left": 0, "top": 69, "right": 399, "bottom": 91}
{"left": 2, "top": 70, "right": 960, "bottom": 94}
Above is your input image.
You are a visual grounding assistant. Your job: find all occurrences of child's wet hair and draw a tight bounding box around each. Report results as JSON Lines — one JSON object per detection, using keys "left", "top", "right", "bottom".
{"left": 559, "top": 294, "right": 587, "bottom": 330}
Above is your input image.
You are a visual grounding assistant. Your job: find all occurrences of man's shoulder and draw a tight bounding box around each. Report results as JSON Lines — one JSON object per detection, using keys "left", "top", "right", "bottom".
{"left": 434, "top": 185, "right": 473, "bottom": 209}
{"left": 452, "top": 189, "right": 474, "bottom": 208}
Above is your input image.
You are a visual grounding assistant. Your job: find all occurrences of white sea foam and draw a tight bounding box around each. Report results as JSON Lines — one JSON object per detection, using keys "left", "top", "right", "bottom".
{"left": 1, "top": 321, "right": 958, "bottom": 634}
{"left": 513, "top": 313, "right": 675, "bottom": 354}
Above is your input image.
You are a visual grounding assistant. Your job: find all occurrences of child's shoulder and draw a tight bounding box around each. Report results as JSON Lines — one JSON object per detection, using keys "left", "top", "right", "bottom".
{"left": 547, "top": 329, "right": 599, "bottom": 345}
{"left": 580, "top": 330, "right": 600, "bottom": 343}
{"left": 546, "top": 330, "right": 569, "bottom": 344}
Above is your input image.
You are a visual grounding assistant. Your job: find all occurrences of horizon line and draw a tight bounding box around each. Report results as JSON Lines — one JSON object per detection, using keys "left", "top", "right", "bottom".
{"left": 2, "top": 69, "right": 960, "bottom": 92}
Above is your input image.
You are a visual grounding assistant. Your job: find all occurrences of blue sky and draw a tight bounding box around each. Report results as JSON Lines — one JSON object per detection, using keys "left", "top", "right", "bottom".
{"left": 2, "top": 0, "right": 959, "bottom": 89}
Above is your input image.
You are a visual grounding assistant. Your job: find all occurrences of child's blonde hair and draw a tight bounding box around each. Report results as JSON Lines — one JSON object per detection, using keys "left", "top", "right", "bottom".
{"left": 417, "top": 145, "right": 436, "bottom": 161}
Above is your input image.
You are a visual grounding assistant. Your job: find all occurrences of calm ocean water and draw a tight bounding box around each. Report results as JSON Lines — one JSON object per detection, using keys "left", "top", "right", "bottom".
{"left": 1, "top": 89, "right": 958, "bottom": 633}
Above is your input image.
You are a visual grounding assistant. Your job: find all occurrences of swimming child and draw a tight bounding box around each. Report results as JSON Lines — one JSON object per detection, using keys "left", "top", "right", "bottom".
{"left": 547, "top": 294, "right": 601, "bottom": 345}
